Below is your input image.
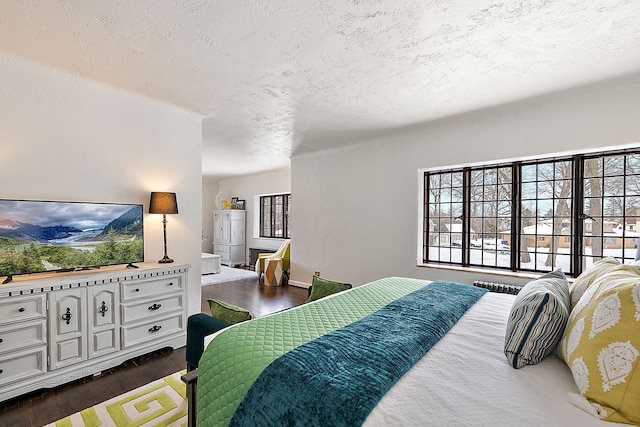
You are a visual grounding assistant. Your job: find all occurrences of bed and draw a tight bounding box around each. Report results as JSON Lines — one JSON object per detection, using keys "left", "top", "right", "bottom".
{"left": 194, "top": 275, "right": 634, "bottom": 426}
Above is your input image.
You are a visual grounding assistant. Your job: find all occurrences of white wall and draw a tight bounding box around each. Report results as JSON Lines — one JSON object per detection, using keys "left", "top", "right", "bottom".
{"left": 291, "top": 72, "right": 640, "bottom": 287}
{"left": 218, "top": 166, "right": 291, "bottom": 261}
{"left": 0, "top": 53, "right": 204, "bottom": 315}
{"left": 202, "top": 177, "right": 220, "bottom": 252}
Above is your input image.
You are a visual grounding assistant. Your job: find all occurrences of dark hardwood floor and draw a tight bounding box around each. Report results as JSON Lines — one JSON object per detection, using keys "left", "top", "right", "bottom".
{"left": 0, "top": 275, "right": 308, "bottom": 427}
{"left": 200, "top": 275, "right": 308, "bottom": 316}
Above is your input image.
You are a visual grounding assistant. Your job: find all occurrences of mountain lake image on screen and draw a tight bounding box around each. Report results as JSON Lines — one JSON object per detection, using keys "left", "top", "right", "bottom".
{"left": 0, "top": 199, "right": 144, "bottom": 281}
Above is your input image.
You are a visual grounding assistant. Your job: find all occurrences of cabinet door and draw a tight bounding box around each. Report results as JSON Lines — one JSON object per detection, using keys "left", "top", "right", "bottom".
{"left": 214, "top": 212, "right": 231, "bottom": 244}
{"left": 48, "top": 288, "right": 87, "bottom": 370}
{"left": 229, "top": 213, "right": 245, "bottom": 245}
{"left": 88, "top": 284, "right": 119, "bottom": 358}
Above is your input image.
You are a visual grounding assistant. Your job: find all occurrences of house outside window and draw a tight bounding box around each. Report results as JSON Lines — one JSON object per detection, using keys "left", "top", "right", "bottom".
{"left": 259, "top": 194, "right": 291, "bottom": 239}
{"left": 421, "top": 148, "right": 640, "bottom": 277}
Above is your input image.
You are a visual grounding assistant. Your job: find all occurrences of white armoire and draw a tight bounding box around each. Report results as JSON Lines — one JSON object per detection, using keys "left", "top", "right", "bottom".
{"left": 213, "top": 210, "right": 246, "bottom": 267}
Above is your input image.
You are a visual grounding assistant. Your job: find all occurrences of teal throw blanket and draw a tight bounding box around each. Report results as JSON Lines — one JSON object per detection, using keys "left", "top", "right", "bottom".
{"left": 230, "top": 281, "right": 487, "bottom": 426}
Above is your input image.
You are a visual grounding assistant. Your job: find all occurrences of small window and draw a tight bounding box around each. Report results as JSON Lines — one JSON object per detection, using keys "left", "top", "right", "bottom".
{"left": 259, "top": 194, "right": 291, "bottom": 239}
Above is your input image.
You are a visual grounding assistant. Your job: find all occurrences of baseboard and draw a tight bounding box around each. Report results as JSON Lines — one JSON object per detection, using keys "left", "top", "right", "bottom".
{"left": 288, "top": 280, "right": 310, "bottom": 288}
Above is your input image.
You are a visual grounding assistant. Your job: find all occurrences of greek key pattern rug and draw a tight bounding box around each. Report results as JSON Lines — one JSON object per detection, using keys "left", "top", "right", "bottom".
{"left": 44, "top": 371, "right": 187, "bottom": 427}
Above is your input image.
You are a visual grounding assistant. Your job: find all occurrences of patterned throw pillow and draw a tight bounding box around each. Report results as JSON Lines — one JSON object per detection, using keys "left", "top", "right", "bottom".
{"left": 504, "top": 270, "right": 570, "bottom": 369}
{"left": 568, "top": 257, "right": 620, "bottom": 310}
{"left": 558, "top": 264, "right": 640, "bottom": 424}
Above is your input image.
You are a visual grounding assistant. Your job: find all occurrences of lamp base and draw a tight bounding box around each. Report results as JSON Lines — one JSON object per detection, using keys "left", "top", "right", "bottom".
{"left": 158, "top": 256, "right": 174, "bottom": 264}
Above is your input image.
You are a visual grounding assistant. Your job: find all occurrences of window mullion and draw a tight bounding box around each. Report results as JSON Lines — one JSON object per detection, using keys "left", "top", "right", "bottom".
{"left": 572, "top": 155, "right": 584, "bottom": 276}
{"left": 259, "top": 197, "right": 265, "bottom": 238}
{"left": 462, "top": 168, "right": 471, "bottom": 266}
{"left": 511, "top": 162, "right": 521, "bottom": 271}
{"left": 271, "top": 196, "right": 276, "bottom": 238}
{"left": 284, "top": 195, "right": 288, "bottom": 238}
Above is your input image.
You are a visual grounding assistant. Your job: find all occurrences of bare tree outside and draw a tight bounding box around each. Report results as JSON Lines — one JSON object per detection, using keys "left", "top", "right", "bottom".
{"left": 584, "top": 157, "right": 603, "bottom": 268}
{"left": 428, "top": 174, "right": 441, "bottom": 247}
{"left": 540, "top": 161, "right": 572, "bottom": 268}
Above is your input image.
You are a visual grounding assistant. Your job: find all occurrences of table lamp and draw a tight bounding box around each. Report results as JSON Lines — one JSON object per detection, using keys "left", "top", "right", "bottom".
{"left": 149, "top": 192, "right": 178, "bottom": 263}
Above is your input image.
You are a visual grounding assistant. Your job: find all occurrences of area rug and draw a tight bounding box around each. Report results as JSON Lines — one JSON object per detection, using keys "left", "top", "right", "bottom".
{"left": 44, "top": 371, "right": 187, "bottom": 427}
{"left": 201, "top": 265, "right": 256, "bottom": 286}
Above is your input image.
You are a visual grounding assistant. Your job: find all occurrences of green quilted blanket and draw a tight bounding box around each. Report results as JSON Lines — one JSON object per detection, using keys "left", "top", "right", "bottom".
{"left": 196, "top": 277, "right": 431, "bottom": 426}
{"left": 229, "top": 281, "right": 487, "bottom": 426}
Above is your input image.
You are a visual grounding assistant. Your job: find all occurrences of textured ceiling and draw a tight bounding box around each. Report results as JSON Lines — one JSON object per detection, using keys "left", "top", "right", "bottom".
{"left": 1, "top": 1, "right": 639, "bottom": 178}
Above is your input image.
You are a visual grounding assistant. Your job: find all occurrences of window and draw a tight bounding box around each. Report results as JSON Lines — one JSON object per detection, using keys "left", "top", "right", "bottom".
{"left": 259, "top": 194, "right": 291, "bottom": 239}
{"left": 422, "top": 148, "right": 640, "bottom": 277}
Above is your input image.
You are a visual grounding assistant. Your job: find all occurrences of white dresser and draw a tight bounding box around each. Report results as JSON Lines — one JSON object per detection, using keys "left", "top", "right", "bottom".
{"left": 213, "top": 210, "right": 246, "bottom": 267}
{"left": 0, "top": 262, "right": 189, "bottom": 402}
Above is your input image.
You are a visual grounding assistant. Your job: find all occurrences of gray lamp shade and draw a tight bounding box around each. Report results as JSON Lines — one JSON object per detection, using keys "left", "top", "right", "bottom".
{"left": 149, "top": 192, "right": 178, "bottom": 214}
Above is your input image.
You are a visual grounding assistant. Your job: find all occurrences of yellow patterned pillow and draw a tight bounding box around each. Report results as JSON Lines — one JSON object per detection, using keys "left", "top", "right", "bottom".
{"left": 568, "top": 257, "right": 620, "bottom": 310}
{"left": 559, "top": 264, "right": 640, "bottom": 424}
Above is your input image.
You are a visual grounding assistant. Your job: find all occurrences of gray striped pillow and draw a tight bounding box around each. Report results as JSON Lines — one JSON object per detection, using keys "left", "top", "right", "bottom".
{"left": 504, "top": 270, "right": 570, "bottom": 369}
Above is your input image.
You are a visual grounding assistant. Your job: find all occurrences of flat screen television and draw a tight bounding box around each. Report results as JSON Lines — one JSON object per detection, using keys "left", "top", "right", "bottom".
{"left": 0, "top": 199, "right": 144, "bottom": 282}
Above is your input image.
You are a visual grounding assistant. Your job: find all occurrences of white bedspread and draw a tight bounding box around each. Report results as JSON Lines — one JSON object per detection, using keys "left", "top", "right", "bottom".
{"left": 364, "top": 292, "right": 617, "bottom": 426}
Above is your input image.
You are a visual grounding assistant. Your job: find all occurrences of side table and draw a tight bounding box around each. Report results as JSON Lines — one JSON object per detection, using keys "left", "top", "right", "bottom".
{"left": 264, "top": 257, "right": 283, "bottom": 286}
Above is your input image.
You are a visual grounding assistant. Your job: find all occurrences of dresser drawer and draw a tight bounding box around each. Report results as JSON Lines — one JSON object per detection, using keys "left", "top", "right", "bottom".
{"left": 0, "top": 295, "right": 46, "bottom": 325}
{"left": 121, "top": 313, "right": 183, "bottom": 349}
{"left": 121, "top": 275, "right": 182, "bottom": 301}
{"left": 213, "top": 245, "right": 230, "bottom": 253}
{"left": 121, "top": 294, "right": 183, "bottom": 324}
{"left": 214, "top": 246, "right": 231, "bottom": 263}
{"left": 0, "top": 320, "right": 46, "bottom": 354}
{"left": 0, "top": 346, "right": 46, "bottom": 387}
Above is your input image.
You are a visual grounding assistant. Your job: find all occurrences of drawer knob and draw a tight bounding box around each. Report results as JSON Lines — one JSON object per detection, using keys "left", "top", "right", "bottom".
{"left": 148, "top": 303, "right": 162, "bottom": 311}
{"left": 0, "top": 369, "right": 3, "bottom": 374}
{"left": 135, "top": 288, "right": 140, "bottom": 292}
{"left": 18, "top": 307, "right": 25, "bottom": 313}
{"left": 61, "top": 307, "right": 72, "bottom": 325}
{"left": 98, "top": 301, "right": 108, "bottom": 317}
{"left": 169, "top": 282, "right": 173, "bottom": 286}
{"left": 0, "top": 338, "right": 3, "bottom": 344}
{"left": 148, "top": 325, "right": 162, "bottom": 333}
